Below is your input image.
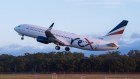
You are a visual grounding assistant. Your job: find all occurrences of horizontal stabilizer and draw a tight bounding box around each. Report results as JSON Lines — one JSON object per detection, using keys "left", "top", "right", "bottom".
{"left": 106, "top": 43, "right": 118, "bottom": 47}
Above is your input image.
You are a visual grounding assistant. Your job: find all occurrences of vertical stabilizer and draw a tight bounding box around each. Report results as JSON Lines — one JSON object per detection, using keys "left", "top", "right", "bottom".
{"left": 102, "top": 20, "right": 128, "bottom": 43}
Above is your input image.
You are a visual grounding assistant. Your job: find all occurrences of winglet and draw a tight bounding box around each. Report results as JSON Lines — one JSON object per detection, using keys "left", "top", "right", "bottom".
{"left": 47, "top": 23, "right": 54, "bottom": 31}
{"left": 50, "top": 23, "right": 54, "bottom": 28}
{"left": 45, "top": 23, "right": 54, "bottom": 37}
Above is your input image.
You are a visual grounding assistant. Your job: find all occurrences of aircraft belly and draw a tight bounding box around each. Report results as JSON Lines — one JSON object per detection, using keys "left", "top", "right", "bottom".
{"left": 97, "top": 45, "right": 118, "bottom": 51}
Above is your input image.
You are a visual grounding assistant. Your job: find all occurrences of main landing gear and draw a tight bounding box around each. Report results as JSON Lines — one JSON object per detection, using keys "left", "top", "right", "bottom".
{"left": 55, "top": 46, "right": 60, "bottom": 50}
{"left": 65, "top": 47, "right": 70, "bottom": 51}
{"left": 55, "top": 46, "right": 70, "bottom": 51}
{"left": 21, "top": 35, "right": 24, "bottom": 40}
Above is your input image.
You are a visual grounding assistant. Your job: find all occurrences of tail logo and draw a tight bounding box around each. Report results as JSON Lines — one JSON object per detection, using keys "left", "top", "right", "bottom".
{"left": 106, "top": 20, "right": 128, "bottom": 36}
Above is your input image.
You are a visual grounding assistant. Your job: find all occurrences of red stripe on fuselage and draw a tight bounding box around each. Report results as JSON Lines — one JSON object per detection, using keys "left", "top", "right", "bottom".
{"left": 85, "top": 38, "right": 94, "bottom": 50}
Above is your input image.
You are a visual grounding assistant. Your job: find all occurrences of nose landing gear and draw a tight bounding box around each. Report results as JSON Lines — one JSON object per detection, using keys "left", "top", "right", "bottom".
{"left": 21, "top": 35, "right": 24, "bottom": 40}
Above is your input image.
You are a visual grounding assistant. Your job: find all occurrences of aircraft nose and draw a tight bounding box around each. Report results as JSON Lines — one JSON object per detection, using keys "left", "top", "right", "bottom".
{"left": 14, "top": 27, "right": 18, "bottom": 32}
{"left": 14, "top": 25, "right": 20, "bottom": 33}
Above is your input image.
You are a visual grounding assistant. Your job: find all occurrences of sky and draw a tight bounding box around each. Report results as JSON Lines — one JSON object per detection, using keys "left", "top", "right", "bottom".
{"left": 0, "top": 0, "right": 140, "bottom": 56}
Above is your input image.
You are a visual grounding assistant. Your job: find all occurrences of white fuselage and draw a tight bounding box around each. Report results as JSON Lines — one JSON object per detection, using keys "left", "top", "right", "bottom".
{"left": 14, "top": 24, "right": 119, "bottom": 51}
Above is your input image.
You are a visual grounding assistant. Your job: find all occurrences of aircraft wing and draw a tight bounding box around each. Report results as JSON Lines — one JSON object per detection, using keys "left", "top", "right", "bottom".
{"left": 56, "top": 37, "right": 71, "bottom": 46}
{"left": 45, "top": 23, "right": 67, "bottom": 46}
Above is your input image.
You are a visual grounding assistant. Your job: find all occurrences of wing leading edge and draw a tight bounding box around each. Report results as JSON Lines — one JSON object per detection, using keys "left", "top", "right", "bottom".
{"left": 45, "top": 23, "right": 68, "bottom": 46}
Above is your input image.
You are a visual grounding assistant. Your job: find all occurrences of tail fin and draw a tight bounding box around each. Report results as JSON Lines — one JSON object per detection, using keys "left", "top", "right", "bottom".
{"left": 101, "top": 20, "right": 128, "bottom": 43}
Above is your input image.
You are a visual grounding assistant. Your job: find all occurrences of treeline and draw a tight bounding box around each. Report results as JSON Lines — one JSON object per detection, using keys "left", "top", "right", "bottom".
{"left": 0, "top": 50, "right": 139, "bottom": 73}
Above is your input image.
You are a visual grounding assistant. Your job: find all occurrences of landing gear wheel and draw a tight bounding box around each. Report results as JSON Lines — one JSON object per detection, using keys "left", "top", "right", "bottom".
{"left": 55, "top": 46, "right": 60, "bottom": 50}
{"left": 65, "top": 47, "right": 70, "bottom": 51}
{"left": 21, "top": 35, "right": 24, "bottom": 40}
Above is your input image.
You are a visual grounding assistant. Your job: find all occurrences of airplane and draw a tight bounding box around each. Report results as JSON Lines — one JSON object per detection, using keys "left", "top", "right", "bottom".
{"left": 14, "top": 20, "right": 128, "bottom": 51}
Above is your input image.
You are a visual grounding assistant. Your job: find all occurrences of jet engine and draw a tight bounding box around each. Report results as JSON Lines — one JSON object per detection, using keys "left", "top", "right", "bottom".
{"left": 36, "top": 36, "right": 50, "bottom": 44}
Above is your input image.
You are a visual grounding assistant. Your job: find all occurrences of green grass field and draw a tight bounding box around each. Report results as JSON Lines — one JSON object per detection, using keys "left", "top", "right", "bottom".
{"left": 0, "top": 74, "right": 139, "bottom": 79}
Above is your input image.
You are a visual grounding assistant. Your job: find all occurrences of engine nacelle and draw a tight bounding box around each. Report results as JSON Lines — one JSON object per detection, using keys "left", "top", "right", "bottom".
{"left": 36, "top": 36, "right": 50, "bottom": 44}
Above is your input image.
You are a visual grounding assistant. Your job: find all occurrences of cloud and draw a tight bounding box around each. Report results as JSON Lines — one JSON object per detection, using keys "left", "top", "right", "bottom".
{"left": 119, "top": 39, "right": 140, "bottom": 53}
{"left": 0, "top": 44, "right": 104, "bottom": 56}
{"left": 118, "top": 33, "right": 140, "bottom": 53}
{"left": 0, "top": 44, "right": 54, "bottom": 56}
{"left": 130, "top": 33, "right": 140, "bottom": 39}
{"left": 120, "top": 33, "right": 140, "bottom": 44}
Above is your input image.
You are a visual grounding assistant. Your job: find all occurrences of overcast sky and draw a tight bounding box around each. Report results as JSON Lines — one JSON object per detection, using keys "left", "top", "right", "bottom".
{"left": 0, "top": 0, "right": 140, "bottom": 55}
